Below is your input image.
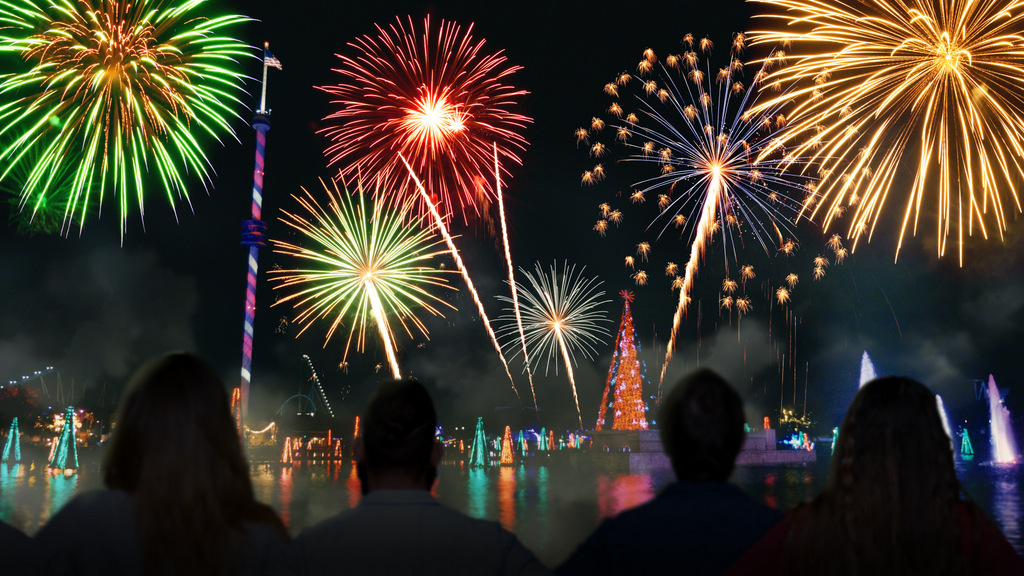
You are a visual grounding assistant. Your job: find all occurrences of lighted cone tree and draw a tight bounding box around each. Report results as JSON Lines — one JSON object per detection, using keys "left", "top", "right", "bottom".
{"left": 469, "top": 417, "right": 488, "bottom": 467}
{"left": 49, "top": 406, "right": 78, "bottom": 472}
{"left": 2, "top": 417, "right": 20, "bottom": 463}
{"left": 500, "top": 425, "right": 514, "bottom": 465}
{"left": 231, "top": 387, "right": 242, "bottom": 434}
{"left": 596, "top": 291, "right": 649, "bottom": 431}
{"left": 961, "top": 429, "right": 975, "bottom": 460}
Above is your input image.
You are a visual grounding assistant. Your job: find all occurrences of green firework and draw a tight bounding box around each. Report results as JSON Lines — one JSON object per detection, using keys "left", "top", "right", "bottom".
{"left": 270, "top": 180, "right": 458, "bottom": 368}
{"left": 0, "top": 0, "right": 253, "bottom": 239}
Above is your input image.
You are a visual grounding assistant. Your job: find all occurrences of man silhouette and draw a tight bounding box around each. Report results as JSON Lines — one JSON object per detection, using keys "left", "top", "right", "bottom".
{"left": 281, "top": 379, "right": 550, "bottom": 576}
{"left": 557, "top": 369, "right": 782, "bottom": 576}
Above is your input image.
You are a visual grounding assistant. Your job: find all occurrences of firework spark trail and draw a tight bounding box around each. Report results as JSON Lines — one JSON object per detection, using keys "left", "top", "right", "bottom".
{"left": 494, "top": 143, "right": 538, "bottom": 412}
{"left": 399, "top": 154, "right": 520, "bottom": 400}
{"left": 366, "top": 285, "right": 401, "bottom": 378}
{"left": 748, "top": 0, "right": 1024, "bottom": 263}
{"left": 555, "top": 322, "right": 585, "bottom": 429}
{"left": 270, "top": 179, "right": 456, "bottom": 376}
{"left": 658, "top": 178, "right": 721, "bottom": 386}
{"left": 0, "top": 0, "right": 253, "bottom": 239}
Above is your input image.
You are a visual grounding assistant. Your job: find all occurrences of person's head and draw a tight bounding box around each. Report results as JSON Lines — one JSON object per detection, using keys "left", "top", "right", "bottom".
{"left": 103, "top": 352, "right": 283, "bottom": 574}
{"left": 104, "top": 352, "right": 248, "bottom": 496}
{"left": 828, "top": 376, "right": 958, "bottom": 500}
{"left": 355, "top": 379, "right": 441, "bottom": 490}
{"left": 790, "top": 376, "right": 967, "bottom": 576}
{"left": 658, "top": 369, "right": 745, "bottom": 482}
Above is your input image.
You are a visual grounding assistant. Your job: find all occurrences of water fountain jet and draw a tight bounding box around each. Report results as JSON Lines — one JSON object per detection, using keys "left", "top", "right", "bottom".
{"left": 859, "top": 351, "right": 876, "bottom": 388}
{"left": 987, "top": 375, "right": 1018, "bottom": 464}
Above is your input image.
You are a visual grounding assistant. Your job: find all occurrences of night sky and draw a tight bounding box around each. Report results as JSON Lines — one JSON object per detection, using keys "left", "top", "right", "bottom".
{"left": 1, "top": 0, "right": 1022, "bottom": 440}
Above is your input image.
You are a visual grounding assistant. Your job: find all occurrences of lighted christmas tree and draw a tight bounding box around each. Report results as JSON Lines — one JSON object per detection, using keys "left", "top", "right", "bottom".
{"left": 352, "top": 416, "right": 361, "bottom": 457}
{"left": 961, "top": 428, "right": 974, "bottom": 460}
{"left": 49, "top": 406, "right": 79, "bottom": 472}
{"left": 2, "top": 417, "right": 20, "bottom": 463}
{"left": 500, "top": 426, "right": 513, "bottom": 465}
{"left": 538, "top": 427, "right": 548, "bottom": 451}
{"left": 596, "top": 291, "right": 649, "bottom": 431}
{"left": 230, "top": 387, "right": 242, "bottom": 433}
{"left": 282, "top": 436, "right": 293, "bottom": 464}
{"left": 469, "top": 417, "right": 488, "bottom": 467}
{"left": 516, "top": 430, "right": 527, "bottom": 456}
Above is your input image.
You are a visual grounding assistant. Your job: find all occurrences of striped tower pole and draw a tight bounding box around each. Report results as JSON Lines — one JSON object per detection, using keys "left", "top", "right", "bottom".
{"left": 239, "top": 42, "right": 281, "bottom": 423}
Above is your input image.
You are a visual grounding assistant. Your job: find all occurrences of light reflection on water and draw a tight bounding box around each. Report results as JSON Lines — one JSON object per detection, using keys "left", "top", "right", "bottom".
{"left": 595, "top": 473, "right": 655, "bottom": 521}
{"left": 498, "top": 466, "right": 515, "bottom": 529}
{"left": 992, "top": 470, "right": 1021, "bottom": 548}
{"left": 958, "top": 462, "right": 1022, "bottom": 554}
{"left": 1, "top": 460, "right": 83, "bottom": 536}
{"left": 45, "top": 472, "right": 78, "bottom": 524}
{"left": 2, "top": 456, "right": 1021, "bottom": 566}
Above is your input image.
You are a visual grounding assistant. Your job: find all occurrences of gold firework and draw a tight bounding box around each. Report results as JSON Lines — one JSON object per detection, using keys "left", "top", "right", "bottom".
{"left": 776, "top": 287, "right": 791, "bottom": 304}
{"left": 637, "top": 242, "right": 651, "bottom": 260}
{"left": 750, "top": 0, "right": 1024, "bottom": 262}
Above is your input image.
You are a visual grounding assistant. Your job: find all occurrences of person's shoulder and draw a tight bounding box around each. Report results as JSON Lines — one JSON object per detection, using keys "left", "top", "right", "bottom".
{"left": 41, "top": 489, "right": 131, "bottom": 530}
{"left": 432, "top": 509, "right": 548, "bottom": 575}
{"left": 0, "top": 520, "right": 26, "bottom": 543}
{"left": 0, "top": 520, "right": 34, "bottom": 574}
{"left": 699, "top": 481, "right": 784, "bottom": 519}
{"left": 68, "top": 488, "right": 131, "bottom": 508}
{"left": 643, "top": 481, "right": 783, "bottom": 528}
{"left": 454, "top": 509, "right": 510, "bottom": 536}
{"left": 237, "top": 520, "right": 290, "bottom": 576}
{"left": 243, "top": 519, "right": 289, "bottom": 544}
{"left": 291, "top": 506, "right": 359, "bottom": 545}
{"left": 956, "top": 500, "right": 1024, "bottom": 571}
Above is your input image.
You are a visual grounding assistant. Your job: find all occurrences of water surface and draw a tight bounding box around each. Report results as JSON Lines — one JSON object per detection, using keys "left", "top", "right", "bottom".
{"left": 1, "top": 451, "right": 1020, "bottom": 566}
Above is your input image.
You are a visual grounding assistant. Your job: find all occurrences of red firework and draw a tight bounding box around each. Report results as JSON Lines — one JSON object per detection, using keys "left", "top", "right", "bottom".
{"left": 318, "top": 15, "right": 531, "bottom": 224}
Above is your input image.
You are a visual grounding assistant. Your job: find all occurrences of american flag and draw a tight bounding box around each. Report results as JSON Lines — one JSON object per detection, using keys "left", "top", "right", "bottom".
{"left": 264, "top": 48, "right": 282, "bottom": 70}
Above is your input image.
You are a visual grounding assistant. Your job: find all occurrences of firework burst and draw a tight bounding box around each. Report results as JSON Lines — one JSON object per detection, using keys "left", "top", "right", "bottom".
{"left": 0, "top": 144, "right": 84, "bottom": 235}
{"left": 497, "top": 261, "right": 612, "bottom": 428}
{"left": 580, "top": 35, "right": 816, "bottom": 385}
{"left": 270, "top": 180, "right": 457, "bottom": 379}
{"left": 0, "top": 0, "right": 253, "bottom": 239}
{"left": 319, "top": 15, "right": 530, "bottom": 225}
{"left": 749, "top": 0, "right": 1024, "bottom": 263}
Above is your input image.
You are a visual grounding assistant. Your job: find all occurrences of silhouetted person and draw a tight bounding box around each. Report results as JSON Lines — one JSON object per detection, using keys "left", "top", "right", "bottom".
{"left": 0, "top": 518, "right": 34, "bottom": 574}
{"left": 36, "top": 352, "right": 288, "bottom": 576}
{"left": 278, "top": 379, "right": 550, "bottom": 575}
{"left": 727, "top": 376, "right": 1024, "bottom": 576}
{"left": 557, "top": 369, "right": 782, "bottom": 576}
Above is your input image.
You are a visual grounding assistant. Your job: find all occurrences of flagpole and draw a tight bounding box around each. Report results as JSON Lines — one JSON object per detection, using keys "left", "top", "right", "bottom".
{"left": 239, "top": 42, "right": 278, "bottom": 424}
{"left": 259, "top": 41, "right": 270, "bottom": 114}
